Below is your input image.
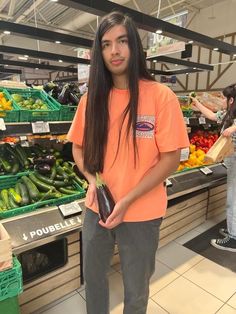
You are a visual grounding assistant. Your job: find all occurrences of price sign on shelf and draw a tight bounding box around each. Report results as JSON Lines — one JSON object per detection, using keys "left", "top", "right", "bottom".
{"left": 180, "top": 147, "right": 190, "bottom": 161}
{"left": 199, "top": 117, "right": 206, "bottom": 124}
{"left": 32, "top": 121, "right": 50, "bottom": 134}
{"left": 59, "top": 201, "right": 83, "bottom": 218}
{"left": 200, "top": 167, "right": 213, "bottom": 175}
{"left": 0, "top": 118, "right": 6, "bottom": 131}
{"left": 184, "top": 117, "right": 190, "bottom": 125}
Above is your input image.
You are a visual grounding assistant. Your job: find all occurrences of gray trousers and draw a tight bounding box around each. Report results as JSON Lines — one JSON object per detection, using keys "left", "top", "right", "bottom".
{"left": 82, "top": 209, "right": 162, "bottom": 314}
{"left": 225, "top": 152, "right": 236, "bottom": 239}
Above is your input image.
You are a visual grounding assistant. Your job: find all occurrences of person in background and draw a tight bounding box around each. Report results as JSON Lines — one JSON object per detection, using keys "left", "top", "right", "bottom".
{"left": 67, "top": 11, "right": 189, "bottom": 314}
{"left": 191, "top": 84, "right": 236, "bottom": 252}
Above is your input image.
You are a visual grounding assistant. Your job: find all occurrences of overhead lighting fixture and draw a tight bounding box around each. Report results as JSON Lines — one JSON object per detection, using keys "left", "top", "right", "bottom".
{"left": 193, "top": 67, "right": 197, "bottom": 69}
{"left": 188, "top": 40, "right": 193, "bottom": 44}
{"left": 233, "top": 54, "right": 236, "bottom": 57}
{"left": 58, "top": 59, "right": 63, "bottom": 63}
{"left": 50, "top": 0, "right": 58, "bottom": 2}
{"left": 35, "top": 67, "right": 39, "bottom": 70}
{"left": 3, "top": 30, "right": 11, "bottom": 35}
{"left": 175, "top": 64, "right": 178, "bottom": 66}
{"left": 18, "top": 56, "right": 28, "bottom": 60}
{"left": 5, "top": 65, "right": 8, "bottom": 67}
{"left": 55, "top": 40, "right": 61, "bottom": 44}
{"left": 186, "top": 73, "right": 189, "bottom": 75}
{"left": 24, "top": 55, "right": 29, "bottom": 58}
{"left": 153, "top": 60, "right": 157, "bottom": 63}
{"left": 213, "top": 47, "right": 219, "bottom": 51}
{"left": 156, "top": 29, "right": 162, "bottom": 34}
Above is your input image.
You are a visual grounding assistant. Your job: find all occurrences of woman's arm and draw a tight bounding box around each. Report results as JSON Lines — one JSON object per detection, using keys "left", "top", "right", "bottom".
{"left": 191, "top": 97, "right": 217, "bottom": 121}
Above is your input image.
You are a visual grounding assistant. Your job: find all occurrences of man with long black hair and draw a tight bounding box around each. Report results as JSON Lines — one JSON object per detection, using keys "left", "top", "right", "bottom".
{"left": 68, "top": 11, "right": 189, "bottom": 314}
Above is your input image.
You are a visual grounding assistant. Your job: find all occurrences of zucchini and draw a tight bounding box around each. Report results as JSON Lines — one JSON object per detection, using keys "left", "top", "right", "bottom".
{"left": 8, "top": 188, "right": 22, "bottom": 204}
{"left": 58, "top": 187, "right": 79, "bottom": 195}
{"left": 34, "top": 172, "right": 70, "bottom": 187}
{"left": 21, "top": 176, "right": 40, "bottom": 201}
{"left": 50, "top": 165, "right": 57, "bottom": 180}
{"left": 4, "top": 143, "right": 24, "bottom": 166}
{"left": 11, "top": 160, "right": 20, "bottom": 174}
{"left": 56, "top": 165, "right": 69, "bottom": 180}
{"left": 15, "top": 144, "right": 30, "bottom": 168}
{"left": 29, "top": 173, "right": 55, "bottom": 192}
{"left": 16, "top": 182, "right": 30, "bottom": 205}
{"left": 9, "top": 194, "right": 19, "bottom": 209}
{"left": 0, "top": 189, "right": 10, "bottom": 209}
{"left": 38, "top": 191, "right": 62, "bottom": 201}
{"left": 0, "top": 199, "right": 7, "bottom": 211}
{"left": 0, "top": 157, "right": 11, "bottom": 173}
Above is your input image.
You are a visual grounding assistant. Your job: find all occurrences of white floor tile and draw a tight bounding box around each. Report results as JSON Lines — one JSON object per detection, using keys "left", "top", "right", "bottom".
{"left": 39, "top": 292, "right": 87, "bottom": 314}
{"left": 147, "top": 299, "right": 169, "bottom": 313}
{"left": 149, "top": 260, "right": 179, "bottom": 297}
{"left": 216, "top": 304, "right": 236, "bottom": 314}
{"left": 175, "top": 228, "right": 202, "bottom": 245}
{"left": 152, "top": 276, "right": 223, "bottom": 314}
{"left": 227, "top": 292, "right": 236, "bottom": 309}
{"left": 156, "top": 240, "right": 204, "bottom": 274}
{"left": 183, "top": 258, "right": 236, "bottom": 302}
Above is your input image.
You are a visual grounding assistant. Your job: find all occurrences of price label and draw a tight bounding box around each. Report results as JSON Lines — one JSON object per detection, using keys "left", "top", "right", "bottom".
{"left": 180, "top": 147, "right": 190, "bottom": 161}
{"left": 199, "top": 117, "right": 206, "bottom": 124}
{"left": 0, "top": 118, "right": 6, "bottom": 131}
{"left": 59, "top": 201, "right": 83, "bottom": 218}
{"left": 20, "top": 136, "right": 27, "bottom": 141}
{"left": 200, "top": 167, "right": 213, "bottom": 175}
{"left": 21, "top": 141, "right": 29, "bottom": 147}
{"left": 32, "top": 121, "right": 50, "bottom": 134}
{"left": 184, "top": 117, "right": 190, "bottom": 125}
{"left": 165, "top": 178, "right": 173, "bottom": 187}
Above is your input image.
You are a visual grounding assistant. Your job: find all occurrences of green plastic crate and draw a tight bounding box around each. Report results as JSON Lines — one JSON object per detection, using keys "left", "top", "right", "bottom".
{"left": 6, "top": 88, "right": 60, "bottom": 122}
{"left": 0, "top": 88, "right": 20, "bottom": 123}
{"left": 0, "top": 296, "right": 20, "bottom": 314}
{"left": 47, "top": 94, "right": 77, "bottom": 121}
{"left": 0, "top": 177, "right": 86, "bottom": 219}
{"left": 0, "top": 172, "right": 30, "bottom": 190}
{"left": 0, "top": 257, "right": 23, "bottom": 302}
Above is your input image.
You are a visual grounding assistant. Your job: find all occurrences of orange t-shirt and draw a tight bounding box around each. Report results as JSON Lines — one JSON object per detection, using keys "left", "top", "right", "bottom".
{"left": 67, "top": 80, "right": 189, "bottom": 222}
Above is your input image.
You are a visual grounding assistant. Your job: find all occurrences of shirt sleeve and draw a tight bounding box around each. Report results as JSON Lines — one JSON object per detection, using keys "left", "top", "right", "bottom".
{"left": 155, "top": 91, "right": 190, "bottom": 152}
{"left": 66, "top": 94, "right": 87, "bottom": 146}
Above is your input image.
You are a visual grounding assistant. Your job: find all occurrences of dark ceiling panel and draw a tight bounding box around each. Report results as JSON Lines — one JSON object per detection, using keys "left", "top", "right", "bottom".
{"left": 57, "top": 0, "right": 236, "bottom": 55}
{"left": 0, "top": 20, "right": 93, "bottom": 48}
{"left": 0, "top": 45, "right": 90, "bottom": 65}
{"left": 0, "top": 58, "right": 78, "bottom": 73}
{"left": 147, "top": 55, "right": 214, "bottom": 71}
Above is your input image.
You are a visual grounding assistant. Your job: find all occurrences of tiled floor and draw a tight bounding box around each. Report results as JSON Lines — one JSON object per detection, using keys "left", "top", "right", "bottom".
{"left": 35, "top": 213, "right": 236, "bottom": 314}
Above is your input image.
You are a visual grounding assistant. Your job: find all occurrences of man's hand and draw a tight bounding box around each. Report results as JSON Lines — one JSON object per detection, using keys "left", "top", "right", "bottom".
{"left": 222, "top": 126, "right": 236, "bottom": 137}
{"left": 99, "top": 198, "right": 128, "bottom": 229}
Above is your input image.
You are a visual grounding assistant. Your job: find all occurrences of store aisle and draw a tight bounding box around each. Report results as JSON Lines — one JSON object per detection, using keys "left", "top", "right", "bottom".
{"left": 35, "top": 213, "right": 236, "bottom": 314}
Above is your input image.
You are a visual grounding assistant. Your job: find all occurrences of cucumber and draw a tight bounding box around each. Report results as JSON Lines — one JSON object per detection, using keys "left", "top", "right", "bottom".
{"left": 29, "top": 173, "right": 55, "bottom": 192}
{"left": 21, "top": 176, "right": 40, "bottom": 201}
{"left": 8, "top": 188, "right": 22, "bottom": 204}
{"left": 0, "top": 189, "right": 10, "bottom": 209}
{"left": 16, "top": 182, "right": 30, "bottom": 205}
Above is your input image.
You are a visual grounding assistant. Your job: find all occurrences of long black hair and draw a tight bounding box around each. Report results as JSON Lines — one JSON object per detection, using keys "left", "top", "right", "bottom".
{"left": 221, "top": 83, "right": 236, "bottom": 130}
{"left": 83, "top": 11, "right": 155, "bottom": 174}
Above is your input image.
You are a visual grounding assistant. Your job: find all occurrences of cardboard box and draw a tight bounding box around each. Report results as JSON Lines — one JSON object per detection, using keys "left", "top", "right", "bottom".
{"left": 204, "top": 134, "right": 234, "bottom": 163}
{"left": 0, "top": 223, "right": 12, "bottom": 271}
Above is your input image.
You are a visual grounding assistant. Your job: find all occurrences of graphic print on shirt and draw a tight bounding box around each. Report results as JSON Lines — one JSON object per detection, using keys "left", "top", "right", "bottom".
{"left": 136, "top": 115, "right": 155, "bottom": 138}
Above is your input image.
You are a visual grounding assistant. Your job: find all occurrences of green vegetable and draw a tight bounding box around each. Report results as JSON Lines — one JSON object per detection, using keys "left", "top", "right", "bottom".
{"left": 21, "top": 176, "right": 40, "bottom": 201}
{"left": 9, "top": 194, "right": 18, "bottom": 209}
{"left": 8, "top": 188, "right": 22, "bottom": 204}
{"left": 0, "top": 157, "right": 11, "bottom": 173}
{"left": 29, "top": 173, "right": 56, "bottom": 192}
{"left": 16, "top": 182, "right": 30, "bottom": 205}
{"left": 1, "top": 189, "right": 10, "bottom": 209}
{"left": 34, "top": 172, "right": 70, "bottom": 187}
{"left": 58, "top": 187, "right": 79, "bottom": 195}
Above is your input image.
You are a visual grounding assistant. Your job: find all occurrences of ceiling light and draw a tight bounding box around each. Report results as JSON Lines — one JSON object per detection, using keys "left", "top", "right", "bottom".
{"left": 50, "top": 0, "right": 58, "bottom": 2}
{"left": 175, "top": 64, "right": 178, "bottom": 66}
{"left": 24, "top": 55, "right": 29, "bottom": 58}
{"left": 55, "top": 40, "right": 61, "bottom": 44}
{"left": 213, "top": 47, "right": 219, "bottom": 51}
{"left": 188, "top": 40, "right": 193, "bottom": 44}
{"left": 18, "top": 56, "right": 28, "bottom": 60}
{"left": 186, "top": 73, "right": 189, "bottom": 75}
{"left": 151, "top": 73, "right": 155, "bottom": 76}
{"left": 153, "top": 60, "right": 157, "bottom": 63}
{"left": 156, "top": 30, "right": 162, "bottom": 34}
{"left": 234, "top": 54, "right": 236, "bottom": 57}
{"left": 193, "top": 67, "right": 197, "bottom": 69}
{"left": 58, "top": 59, "right": 63, "bottom": 63}
{"left": 35, "top": 67, "right": 39, "bottom": 70}
{"left": 5, "top": 65, "right": 8, "bottom": 67}
{"left": 3, "top": 31, "right": 11, "bottom": 35}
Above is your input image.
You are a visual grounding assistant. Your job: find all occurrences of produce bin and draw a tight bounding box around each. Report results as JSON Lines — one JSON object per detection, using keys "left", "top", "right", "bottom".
{"left": 0, "top": 223, "right": 12, "bottom": 271}
{"left": 0, "top": 88, "right": 20, "bottom": 123}
{"left": 47, "top": 94, "right": 77, "bottom": 121}
{"left": 0, "top": 296, "right": 20, "bottom": 314}
{"left": 0, "top": 256, "right": 23, "bottom": 302}
{"left": 0, "top": 177, "right": 86, "bottom": 219}
{"left": 6, "top": 88, "right": 60, "bottom": 122}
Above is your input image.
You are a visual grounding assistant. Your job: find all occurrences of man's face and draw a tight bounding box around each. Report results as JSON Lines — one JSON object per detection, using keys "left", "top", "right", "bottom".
{"left": 101, "top": 25, "right": 130, "bottom": 78}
